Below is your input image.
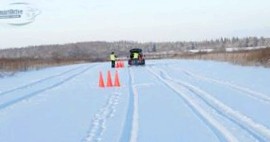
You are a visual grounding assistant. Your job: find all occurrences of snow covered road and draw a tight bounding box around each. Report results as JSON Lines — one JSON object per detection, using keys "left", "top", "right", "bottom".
{"left": 0, "top": 60, "right": 270, "bottom": 142}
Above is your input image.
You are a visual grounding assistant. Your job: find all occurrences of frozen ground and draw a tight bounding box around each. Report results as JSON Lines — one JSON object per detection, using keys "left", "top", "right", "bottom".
{"left": 0, "top": 59, "right": 270, "bottom": 142}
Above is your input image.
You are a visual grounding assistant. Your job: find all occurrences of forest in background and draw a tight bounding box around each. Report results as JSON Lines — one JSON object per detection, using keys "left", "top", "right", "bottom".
{"left": 1, "top": 36, "right": 270, "bottom": 72}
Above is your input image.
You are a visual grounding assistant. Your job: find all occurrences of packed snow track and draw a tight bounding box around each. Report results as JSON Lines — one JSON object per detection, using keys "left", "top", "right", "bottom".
{"left": 0, "top": 60, "right": 270, "bottom": 142}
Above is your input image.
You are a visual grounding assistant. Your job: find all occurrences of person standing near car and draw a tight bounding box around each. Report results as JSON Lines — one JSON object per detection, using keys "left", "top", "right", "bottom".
{"left": 133, "top": 52, "right": 139, "bottom": 64}
{"left": 133, "top": 52, "right": 139, "bottom": 59}
{"left": 110, "top": 52, "right": 116, "bottom": 68}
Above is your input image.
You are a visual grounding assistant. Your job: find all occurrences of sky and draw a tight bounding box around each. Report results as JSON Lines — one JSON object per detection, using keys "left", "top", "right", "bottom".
{"left": 0, "top": 0, "right": 270, "bottom": 49}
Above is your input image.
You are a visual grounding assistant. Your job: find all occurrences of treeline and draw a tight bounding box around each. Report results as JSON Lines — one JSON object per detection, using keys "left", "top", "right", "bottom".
{"left": 0, "top": 37, "right": 270, "bottom": 60}
{"left": 0, "top": 36, "right": 270, "bottom": 71}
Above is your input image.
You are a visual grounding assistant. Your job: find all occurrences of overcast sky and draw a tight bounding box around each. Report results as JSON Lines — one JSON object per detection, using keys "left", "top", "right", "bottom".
{"left": 0, "top": 0, "right": 270, "bottom": 49}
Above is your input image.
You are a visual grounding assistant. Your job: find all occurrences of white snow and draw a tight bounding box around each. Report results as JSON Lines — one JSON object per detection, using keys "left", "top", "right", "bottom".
{"left": 0, "top": 59, "right": 270, "bottom": 142}
{"left": 130, "top": 68, "right": 139, "bottom": 142}
{"left": 187, "top": 46, "right": 268, "bottom": 53}
{"left": 188, "top": 49, "right": 214, "bottom": 53}
{"left": 225, "top": 46, "right": 268, "bottom": 52}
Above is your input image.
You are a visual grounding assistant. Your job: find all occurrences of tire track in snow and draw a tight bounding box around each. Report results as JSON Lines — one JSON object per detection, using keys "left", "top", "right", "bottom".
{"left": 119, "top": 68, "right": 139, "bottom": 142}
{"left": 175, "top": 80, "right": 270, "bottom": 142}
{"left": 0, "top": 65, "right": 95, "bottom": 111}
{"left": 83, "top": 92, "right": 121, "bottom": 142}
{"left": 179, "top": 68, "right": 270, "bottom": 104}
{"left": 130, "top": 69, "right": 139, "bottom": 142}
{"left": 147, "top": 67, "right": 239, "bottom": 142}
{"left": 0, "top": 65, "right": 84, "bottom": 97}
{"left": 150, "top": 67, "right": 270, "bottom": 142}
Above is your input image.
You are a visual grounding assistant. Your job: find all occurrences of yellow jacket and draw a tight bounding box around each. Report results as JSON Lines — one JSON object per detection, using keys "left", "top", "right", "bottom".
{"left": 110, "top": 54, "right": 116, "bottom": 61}
{"left": 133, "top": 53, "right": 139, "bottom": 59}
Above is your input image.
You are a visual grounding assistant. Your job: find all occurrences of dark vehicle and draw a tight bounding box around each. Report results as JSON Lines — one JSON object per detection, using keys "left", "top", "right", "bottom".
{"left": 128, "top": 48, "right": 145, "bottom": 66}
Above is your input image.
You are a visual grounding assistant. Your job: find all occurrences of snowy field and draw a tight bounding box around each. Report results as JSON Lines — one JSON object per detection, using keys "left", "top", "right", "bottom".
{"left": 0, "top": 59, "right": 270, "bottom": 142}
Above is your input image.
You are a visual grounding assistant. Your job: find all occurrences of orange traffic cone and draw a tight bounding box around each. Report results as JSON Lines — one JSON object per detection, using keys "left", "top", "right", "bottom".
{"left": 99, "top": 72, "right": 105, "bottom": 88}
{"left": 106, "top": 71, "right": 113, "bottom": 87}
{"left": 114, "top": 70, "right": 121, "bottom": 87}
{"left": 116, "top": 61, "right": 120, "bottom": 68}
{"left": 119, "top": 60, "right": 122, "bottom": 68}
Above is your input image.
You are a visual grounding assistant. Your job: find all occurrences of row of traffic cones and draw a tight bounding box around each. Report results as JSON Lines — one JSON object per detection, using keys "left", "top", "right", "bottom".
{"left": 99, "top": 70, "right": 121, "bottom": 88}
{"left": 115, "top": 60, "right": 124, "bottom": 68}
